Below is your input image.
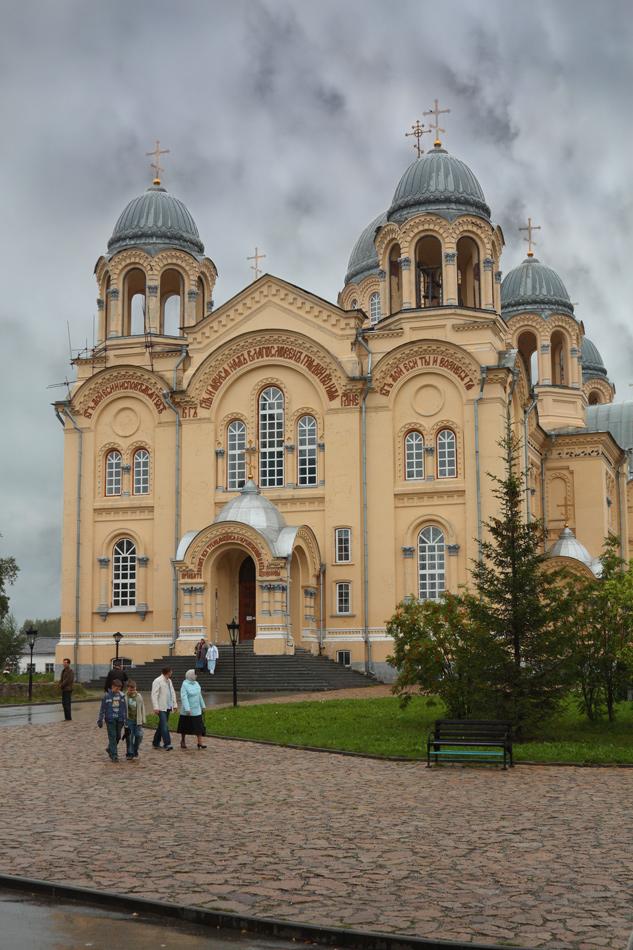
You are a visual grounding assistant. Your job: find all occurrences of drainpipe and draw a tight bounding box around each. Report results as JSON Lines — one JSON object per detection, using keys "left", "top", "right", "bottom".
{"left": 318, "top": 561, "right": 325, "bottom": 655}
{"left": 506, "top": 368, "right": 519, "bottom": 478}
{"left": 617, "top": 449, "right": 632, "bottom": 561}
{"left": 62, "top": 406, "right": 82, "bottom": 672}
{"left": 286, "top": 555, "right": 292, "bottom": 648}
{"left": 541, "top": 434, "right": 557, "bottom": 552}
{"left": 474, "top": 366, "right": 487, "bottom": 567}
{"left": 356, "top": 328, "right": 373, "bottom": 675}
{"left": 524, "top": 393, "right": 539, "bottom": 523}
{"left": 163, "top": 346, "right": 188, "bottom": 655}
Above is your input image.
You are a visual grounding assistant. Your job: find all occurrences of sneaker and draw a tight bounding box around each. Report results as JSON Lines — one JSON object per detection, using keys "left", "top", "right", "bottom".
{"left": 125, "top": 754, "right": 134, "bottom": 760}
{"left": 164, "top": 745, "right": 174, "bottom": 751}
{"left": 133, "top": 752, "right": 139, "bottom": 758}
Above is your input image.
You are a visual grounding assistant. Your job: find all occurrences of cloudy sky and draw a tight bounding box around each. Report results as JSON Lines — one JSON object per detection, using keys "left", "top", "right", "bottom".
{"left": 1, "top": 0, "right": 632, "bottom": 624}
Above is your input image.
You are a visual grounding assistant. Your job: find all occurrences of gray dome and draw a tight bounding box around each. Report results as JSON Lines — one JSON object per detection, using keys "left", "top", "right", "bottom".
{"left": 388, "top": 144, "right": 491, "bottom": 224}
{"left": 581, "top": 337, "right": 609, "bottom": 384}
{"left": 501, "top": 257, "right": 575, "bottom": 320}
{"left": 214, "top": 478, "right": 287, "bottom": 537}
{"left": 344, "top": 211, "right": 387, "bottom": 286}
{"left": 547, "top": 525, "right": 601, "bottom": 576}
{"left": 107, "top": 183, "right": 204, "bottom": 258}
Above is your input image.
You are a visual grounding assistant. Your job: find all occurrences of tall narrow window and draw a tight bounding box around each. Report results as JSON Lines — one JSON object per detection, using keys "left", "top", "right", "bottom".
{"left": 297, "top": 415, "right": 317, "bottom": 486}
{"left": 133, "top": 449, "right": 149, "bottom": 495}
{"left": 415, "top": 236, "right": 443, "bottom": 308}
{"left": 227, "top": 420, "right": 246, "bottom": 490}
{"left": 336, "top": 582, "right": 351, "bottom": 614}
{"left": 112, "top": 538, "right": 136, "bottom": 607}
{"left": 369, "top": 292, "right": 381, "bottom": 326}
{"left": 335, "top": 528, "right": 351, "bottom": 563}
{"left": 405, "top": 431, "right": 424, "bottom": 479}
{"left": 437, "top": 429, "right": 456, "bottom": 478}
{"left": 418, "top": 526, "right": 445, "bottom": 601}
{"left": 106, "top": 451, "right": 122, "bottom": 496}
{"left": 124, "top": 268, "right": 146, "bottom": 336}
{"left": 456, "top": 237, "right": 480, "bottom": 308}
{"left": 389, "top": 244, "right": 402, "bottom": 314}
{"left": 259, "top": 387, "right": 284, "bottom": 488}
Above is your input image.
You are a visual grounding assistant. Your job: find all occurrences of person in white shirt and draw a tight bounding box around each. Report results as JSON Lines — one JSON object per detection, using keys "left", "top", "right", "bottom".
{"left": 205, "top": 642, "right": 219, "bottom": 674}
{"left": 150, "top": 666, "right": 178, "bottom": 750}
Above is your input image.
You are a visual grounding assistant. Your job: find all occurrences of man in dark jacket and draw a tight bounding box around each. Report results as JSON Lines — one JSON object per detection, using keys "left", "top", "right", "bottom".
{"left": 58, "top": 658, "right": 74, "bottom": 721}
{"left": 104, "top": 661, "right": 128, "bottom": 692}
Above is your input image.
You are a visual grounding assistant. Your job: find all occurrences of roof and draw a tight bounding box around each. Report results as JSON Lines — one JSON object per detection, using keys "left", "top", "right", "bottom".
{"left": 581, "top": 337, "right": 609, "bottom": 384}
{"left": 584, "top": 402, "right": 633, "bottom": 451}
{"left": 21, "top": 637, "right": 60, "bottom": 656}
{"left": 344, "top": 211, "right": 387, "bottom": 286}
{"left": 501, "top": 257, "right": 575, "bottom": 321}
{"left": 547, "top": 526, "right": 602, "bottom": 577}
{"left": 107, "top": 183, "right": 204, "bottom": 258}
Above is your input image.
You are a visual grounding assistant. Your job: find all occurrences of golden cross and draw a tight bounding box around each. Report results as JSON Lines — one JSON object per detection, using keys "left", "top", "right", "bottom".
{"left": 423, "top": 98, "right": 450, "bottom": 145}
{"left": 145, "top": 140, "right": 170, "bottom": 184}
{"left": 245, "top": 443, "right": 257, "bottom": 478}
{"left": 519, "top": 217, "right": 541, "bottom": 257}
{"left": 247, "top": 247, "right": 266, "bottom": 281}
{"left": 405, "top": 120, "right": 432, "bottom": 157}
{"left": 555, "top": 496, "right": 571, "bottom": 527}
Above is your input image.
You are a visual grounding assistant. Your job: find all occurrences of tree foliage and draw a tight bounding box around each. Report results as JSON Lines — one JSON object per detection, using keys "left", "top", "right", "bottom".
{"left": 0, "top": 534, "right": 19, "bottom": 621}
{"left": 0, "top": 614, "right": 26, "bottom": 671}
{"left": 20, "top": 617, "right": 61, "bottom": 638}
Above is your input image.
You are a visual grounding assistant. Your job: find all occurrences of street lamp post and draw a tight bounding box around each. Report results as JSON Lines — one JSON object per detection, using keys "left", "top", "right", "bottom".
{"left": 26, "top": 625, "right": 38, "bottom": 701}
{"left": 226, "top": 618, "right": 240, "bottom": 708}
{"left": 113, "top": 631, "right": 123, "bottom": 665}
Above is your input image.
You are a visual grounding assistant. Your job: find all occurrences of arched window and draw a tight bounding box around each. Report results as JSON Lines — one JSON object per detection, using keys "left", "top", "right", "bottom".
{"left": 456, "top": 237, "right": 480, "bottom": 309}
{"left": 105, "top": 451, "right": 122, "bottom": 496}
{"left": 518, "top": 330, "right": 539, "bottom": 386}
{"left": 437, "top": 429, "right": 456, "bottom": 478}
{"left": 227, "top": 420, "right": 246, "bottom": 490}
{"left": 415, "top": 236, "right": 442, "bottom": 308}
{"left": 160, "top": 269, "right": 183, "bottom": 335}
{"left": 259, "top": 387, "right": 284, "bottom": 488}
{"left": 297, "top": 415, "right": 317, "bottom": 486}
{"left": 370, "top": 292, "right": 381, "bottom": 326}
{"left": 112, "top": 538, "right": 136, "bottom": 607}
{"left": 405, "top": 431, "right": 424, "bottom": 480}
{"left": 550, "top": 330, "right": 567, "bottom": 385}
{"left": 351, "top": 299, "right": 358, "bottom": 309}
{"left": 133, "top": 449, "right": 149, "bottom": 495}
{"left": 389, "top": 244, "right": 402, "bottom": 314}
{"left": 124, "top": 268, "right": 146, "bottom": 335}
{"left": 418, "top": 526, "right": 445, "bottom": 601}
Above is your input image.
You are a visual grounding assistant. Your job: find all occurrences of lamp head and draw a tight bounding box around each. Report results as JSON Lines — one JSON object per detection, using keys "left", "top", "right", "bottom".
{"left": 226, "top": 618, "right": 240, "bottom": 645}
{"left": 26, "top": 625, "right": 38, "bottom": 648}
{"left": 113, "top": 631, "right": 123, "bottom": 645}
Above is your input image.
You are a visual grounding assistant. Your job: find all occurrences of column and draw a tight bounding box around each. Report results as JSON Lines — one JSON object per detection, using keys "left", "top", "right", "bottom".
{"left": 494, "top": 270, "right": 502, "bottom": 313}
{"left": 96, "top": 298, "right": 105, "bottom": 345}
{"left": 192, "top": 585, "right": 205, "bottom": 621}
{"left": 483, "top": 258, "right": 495, "bottom": 311}
{"left": 285, "top": 443, "right": 295, "bottom": 488}
{"left": 401, "top": 547, "right": 415, "bottom": 601}
{"left": 107, "top": 288, "right": 120, "bottom": 338}
{"left": 443, "top": 251, "right": 457, "bottom": 306}
{"left": 136, "top": 556, "right": 149, "bottom": 620}
{"left": 187, "top": 289, "right": 199, "bottom": 328}
{"left": 317, "top": 441, "right": 325, "bottom": 486}
{"left": 259, "top": 583, "right": 272, "bottom": 617}
{"left": 447, "top": 544, "right": 460, "bottom": 594}
{"left": 215, "top": 448, "right": 226, "bottom": 491}
{"left": 97, "top": 557, "right": 110, "bottom": 621}
{"left": 272, "top": 584, "right": 287, "bottom": 616}
{"left": 424, "top": 445, "right": 435, "bottom": 480}
{"left": 570, "top": 347, "right": 581, "bottom": 389}
{"left": 304, "top": 588, "right": 317, "bottom": 623}
{"left": 540, "top": 343, "right": 551, "bottom": 385}
{"left": 378, "top": 268, "right": 387, "bottom": 318}
{"left": 401, "top": 257, "right": 413, "bottom": 309}
{"left": 147, "top": 284, "right": 159, "bottom": 332}
{"left": 121, "top": 463, "right": 131, "bottom": 498}
{"left": 181, "top": 586, "right": 193, "bottom": 620}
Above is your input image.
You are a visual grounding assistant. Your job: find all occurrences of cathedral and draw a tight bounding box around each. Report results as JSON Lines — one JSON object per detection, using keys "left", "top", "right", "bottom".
{"left": 55, "top": 123, "right": 633, "bottom": 682}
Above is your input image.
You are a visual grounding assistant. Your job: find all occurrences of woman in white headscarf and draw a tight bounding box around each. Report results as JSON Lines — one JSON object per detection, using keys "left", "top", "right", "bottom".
{"left": 177, "top": 669, "right": 207, "bottom": 750}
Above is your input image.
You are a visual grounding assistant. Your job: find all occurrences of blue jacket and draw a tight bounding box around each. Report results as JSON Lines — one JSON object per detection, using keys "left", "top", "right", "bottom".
{"left": 98, "top": 690, "right": 129, "bottom": 726}
{"left": 180, "top": 679, "right": 205, "bottom": 717}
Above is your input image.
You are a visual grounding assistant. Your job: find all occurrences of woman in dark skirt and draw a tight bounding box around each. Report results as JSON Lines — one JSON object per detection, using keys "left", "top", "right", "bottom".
{"left": 177, "top": 669, "right": 207, "bottom": 749}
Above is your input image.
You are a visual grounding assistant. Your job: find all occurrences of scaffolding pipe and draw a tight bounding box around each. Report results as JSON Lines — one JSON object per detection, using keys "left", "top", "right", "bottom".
{"left": 163, "top": 346, "right": 188, "bottom": 654}
{"left": 356, "top": 328, "right": 373, "bottom": 675}
{"left": 524, "top": 393, "right": 539, "bottom": 523}
{"left": 62, "top": 406, "right": 82, "bottom": 671}
{"left": 474, "top": 366, "right": 487, "bottom": 566}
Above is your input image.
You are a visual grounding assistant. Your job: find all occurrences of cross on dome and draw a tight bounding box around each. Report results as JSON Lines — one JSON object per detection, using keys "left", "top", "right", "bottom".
{"left": 405, "top": 120, "right": 432, "bottom": 157}
{"left": 247, "top": 246, "right": 266, "bottom": 281}
{"left": 145, "top": 140, "right": 170, "bottom": 185}
{"left": 423, "top": 98, "right": 450, "bottom": 146}
{"left": 519, "top": 217, "right": 541, "bottom": 257}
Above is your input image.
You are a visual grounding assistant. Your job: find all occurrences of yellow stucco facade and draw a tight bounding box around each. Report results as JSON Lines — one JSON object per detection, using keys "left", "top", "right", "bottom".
{"left": 55, "top": 146, "right": 632, "bottom": 681}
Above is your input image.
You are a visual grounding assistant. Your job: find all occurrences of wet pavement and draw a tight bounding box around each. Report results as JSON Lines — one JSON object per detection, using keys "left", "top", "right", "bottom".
{"left": 0, "top": 891, "right": 297, "bottom": 950}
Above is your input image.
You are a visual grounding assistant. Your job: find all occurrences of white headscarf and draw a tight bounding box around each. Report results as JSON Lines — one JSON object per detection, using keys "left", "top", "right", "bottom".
{"left": 185, "top": 669, "right": 197, "bottom": 681}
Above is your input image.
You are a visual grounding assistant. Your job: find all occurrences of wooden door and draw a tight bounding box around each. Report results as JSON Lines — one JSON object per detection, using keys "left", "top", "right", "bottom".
{"left": 238, "top": 557, "right": 256, "bottom": 640}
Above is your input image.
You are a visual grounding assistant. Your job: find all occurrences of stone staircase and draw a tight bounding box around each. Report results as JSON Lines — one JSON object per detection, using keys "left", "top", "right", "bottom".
{"left": 81, "top": 643, "right": 380, "bottom": 692}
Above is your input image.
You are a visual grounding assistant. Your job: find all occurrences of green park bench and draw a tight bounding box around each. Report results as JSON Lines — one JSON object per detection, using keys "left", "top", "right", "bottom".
{"left": 427, "top": 719, "right": 514, "bottom": 769}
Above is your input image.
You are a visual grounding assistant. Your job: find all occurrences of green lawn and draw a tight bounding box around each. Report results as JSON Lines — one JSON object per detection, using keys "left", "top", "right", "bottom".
{"left": 145, "top": 691, "right": 633, "bottom": 764}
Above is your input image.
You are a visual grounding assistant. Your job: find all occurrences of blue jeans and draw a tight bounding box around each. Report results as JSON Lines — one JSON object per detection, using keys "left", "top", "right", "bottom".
{"left": 106, "top": 720, "right": 122, "bottom": 760}
{"left": 153, "top": 710, "right": 171, "bottom": 748}
{"left": 126, "top": 722, "right": 143, "bottom": 757}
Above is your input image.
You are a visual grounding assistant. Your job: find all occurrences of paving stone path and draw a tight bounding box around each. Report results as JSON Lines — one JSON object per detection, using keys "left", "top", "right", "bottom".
{"left": 2, "top": 689, "right": 632, "bottom": 949}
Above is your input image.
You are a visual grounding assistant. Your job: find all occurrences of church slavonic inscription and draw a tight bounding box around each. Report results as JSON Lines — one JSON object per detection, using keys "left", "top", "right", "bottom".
{"left": 83, "top": 381, "right": 166, "bottom": 418}
{"left": 379, "top": 354, "right": 475, "bottom": 397}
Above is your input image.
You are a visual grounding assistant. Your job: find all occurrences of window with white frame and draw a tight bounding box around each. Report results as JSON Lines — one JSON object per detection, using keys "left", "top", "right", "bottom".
{"left": 418, "top": 526, "right": 445, "bottom": 601}
{"left": 227, "top": 420, "right": 246, "bottom": 490}
{"left": 133, "top": 449, "right": 149, "bottom": 495}
{"left": 405, "top": 431, "right": 424, "bottom": 480}
{"left": 259, "top": 387, "right": 284, "bottom": 488}
{"left": 336, "top": 582, "right": 351, "bottom": 614}
{"left": 297, "top": 415, "right": 317, "bottom": 486}
{"left": 337, "top": 650, "right": 351, "bottom": 667}
{"left": 105, "top": 450, "right": 122, "bottom": 496}
{"left": 112, "top": 538, "right": 137, "bottom": 607}
{"left": 335, "top": 528, "right": 351, "bottom": 562}
{"left": 437, "top": 429, "right": 457, "bottom": 478}
{"left": 45, "top": 663, "right": 55, "bottom": 673}
{"left": 370, "top": 292, "right": 381, "bottom": 326}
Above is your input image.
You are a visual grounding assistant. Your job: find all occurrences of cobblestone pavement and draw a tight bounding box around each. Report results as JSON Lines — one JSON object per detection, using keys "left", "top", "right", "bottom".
{"left": 2, "top": 692, "right": 632, "bottom": 949}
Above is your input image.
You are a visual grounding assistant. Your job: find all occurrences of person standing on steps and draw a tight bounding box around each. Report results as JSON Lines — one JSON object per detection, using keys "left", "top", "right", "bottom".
{"left": 151, "top": 666, "right": 178, "bottom": 750}
{"left": 104, "top": 660, "right": 128, "bottom": 692}
{"left": 206, "top": 641, "right": 219, "bottom": 675}
{"left": 58, "top": 658, "right": 74, "bottom": 721}
{"left": 194, "top": 637, "right": 207, "bottom": 673}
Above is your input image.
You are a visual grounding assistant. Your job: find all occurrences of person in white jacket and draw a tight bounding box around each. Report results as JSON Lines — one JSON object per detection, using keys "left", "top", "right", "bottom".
{"left": 205, "top": 642, "right": 219, "bottom": 675}
{"left": 151, "top": 666, "right": 178, "bottom": 750}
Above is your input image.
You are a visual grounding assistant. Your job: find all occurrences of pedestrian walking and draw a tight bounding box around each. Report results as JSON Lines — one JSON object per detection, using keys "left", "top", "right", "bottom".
{"left": 205, "top": 641, "right": 219, "bottom": 675}
{"left": 194, "top": 637, "right": 207, "bottom": 673}
{"left": 104, "top": 661, "right": 128, "bottom": 692}
{"left": 177, "top": 670, "right": 206, "bottom": 750}
{"left": 124, "top": 680, "right": 145, "bottom": 760}
{"left": 151, "top": 666, "right": 178, "bottom": 751}
{"left": 97, "top": 679, "right": 128, "bottom": 762}
{"left": 58, "top": 658, "right": 74, "bottom": 721}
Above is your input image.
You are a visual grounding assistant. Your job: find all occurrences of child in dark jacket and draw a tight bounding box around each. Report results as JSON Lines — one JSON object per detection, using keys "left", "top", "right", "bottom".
{"left": 98, "top": 680, "right": 129, "bottom": 762}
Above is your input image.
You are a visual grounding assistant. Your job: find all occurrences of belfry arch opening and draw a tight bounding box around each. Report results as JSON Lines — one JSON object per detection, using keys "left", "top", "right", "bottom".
{"left": 456, "top": 236, "right": 480, "bottom": 309}
{"left": 550, "top": 330, "right": 568, "bottom": 385}
{"left": 196, "top": 277, "right": 206, "bottom": 322}
{"left": 161, "top": 269, "right": 184, "bottom": 335}
{"left": 124, "top": 268, "right": 146, "bottom": 336}
{"left": 415, "top": 236, "right": 442, "bottom": 308}
{"left": 389, "top": 244, "right": 402, "bottom": 314}
{"left": 518, "top": 330, "right": 539, "bottom": 386}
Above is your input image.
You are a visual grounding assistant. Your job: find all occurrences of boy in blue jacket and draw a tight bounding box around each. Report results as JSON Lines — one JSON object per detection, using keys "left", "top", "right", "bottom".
{"left": 98, "top": 679, "right": 129, "bottom": 762}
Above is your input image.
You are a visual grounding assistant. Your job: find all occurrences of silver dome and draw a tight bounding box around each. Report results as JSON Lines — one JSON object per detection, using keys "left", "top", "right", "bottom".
{"left": 547, "top": 525, "right": 601, "bottom": 576}
{"left": 388, "top": 144, "right": 491, "bottom": 224}
{"left": 344, "top": 211, "right": 387, "bottom": 286}
{"left": 107, "top": 183, "right": 204, "bottom": 258}
{"left": 501, "top": 257, "right": 574, "bottom": 320}
{"left": 581, "top": 337, "right": 609, "bottom": 384}
{"left": 214, "top": 478, "right": 287, "bottom": 545}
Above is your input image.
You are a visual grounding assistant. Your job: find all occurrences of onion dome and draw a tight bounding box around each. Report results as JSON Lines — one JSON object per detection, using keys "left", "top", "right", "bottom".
{"left": 107, "top": 183, "right": 204, "bottom": 258}
{"left": 388, "top": 143, "right": 491, "bottom": 224}
{"left": 547, "top": 525, "right": 601, "bottom": 576}
{"left": 501, "top": 257, "right": 575, "bottom": 321}
{"left": 344, "top": 211, "right": 387, "bottom": 286}
{"left": 581, "top": 337, "right": 609, "bottom": 384}
{"left": 214, "top": 478, "right": 286, "bottom": 536}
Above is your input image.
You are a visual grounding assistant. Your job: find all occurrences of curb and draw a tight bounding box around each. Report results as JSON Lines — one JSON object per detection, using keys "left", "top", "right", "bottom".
{"left": 0, "top": 873, "right": 539, "bottom": 950}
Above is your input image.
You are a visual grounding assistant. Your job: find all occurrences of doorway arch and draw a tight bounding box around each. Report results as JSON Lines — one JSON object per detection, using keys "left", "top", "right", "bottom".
{"left": 238, "top": 556, "right": 256, "bottom": 640}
